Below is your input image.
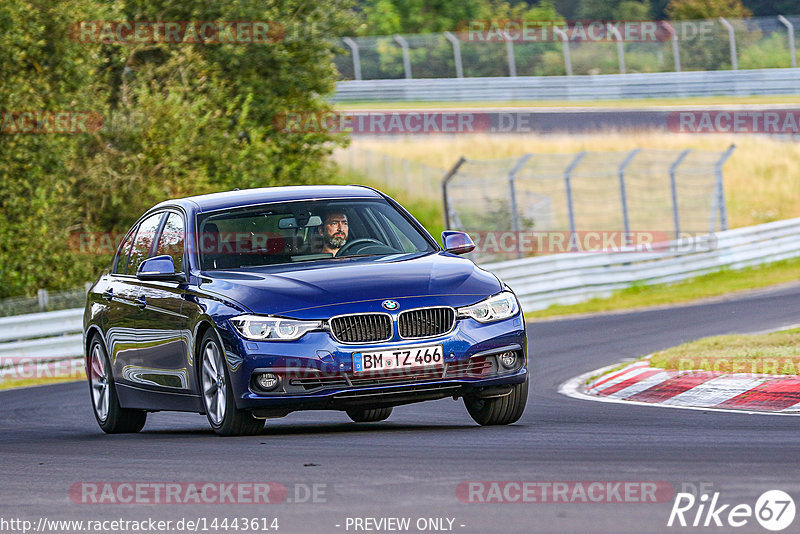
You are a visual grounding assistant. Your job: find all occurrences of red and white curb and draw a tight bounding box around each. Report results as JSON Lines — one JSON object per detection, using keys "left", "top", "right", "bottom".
{"left": 559, "top": 358, "right": 800, "bottom": 416}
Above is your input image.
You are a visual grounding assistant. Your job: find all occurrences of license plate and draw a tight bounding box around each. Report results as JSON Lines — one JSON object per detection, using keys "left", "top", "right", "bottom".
{"left": 353, "top": 344, "right": 444, "bottom": 374}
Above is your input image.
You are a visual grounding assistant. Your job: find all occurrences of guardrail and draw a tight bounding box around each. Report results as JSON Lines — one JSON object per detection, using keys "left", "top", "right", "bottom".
{"left": 1, "top": 217, "right": 799, "bottom": 364}
{"left": 483, "top": 217, "right": 800, "bottom": 312}
{"left": 332, "top": 68, "right": 800, "bottom": 102}
{"left": 0, "top": 308, "right": 84, "bottom": 364}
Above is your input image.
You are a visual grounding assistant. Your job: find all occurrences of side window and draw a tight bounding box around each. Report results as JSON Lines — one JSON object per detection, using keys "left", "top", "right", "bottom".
{"left": 155, "top": 212, "right": 185, "bottom": 272}
{"left": 127, "top": 213, "right": 165, "bottom": 275}
{"left": 113, "top": 228, "right": 136, "bottom": 275}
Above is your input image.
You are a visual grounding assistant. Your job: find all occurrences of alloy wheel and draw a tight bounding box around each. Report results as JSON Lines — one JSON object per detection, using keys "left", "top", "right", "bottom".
{"left": 89, "top": 344, "right": 110, "bottom": 422}
{"left": 202, "top": 341, "right": 227, "bottom": 426}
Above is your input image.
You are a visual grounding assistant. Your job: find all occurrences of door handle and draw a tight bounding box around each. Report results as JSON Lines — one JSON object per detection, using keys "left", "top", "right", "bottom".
{"left": 102, "top": 289, "right": 113, "bottom": 302}
{"left": 135, "top": 296, "right": 147, "bottom": 309}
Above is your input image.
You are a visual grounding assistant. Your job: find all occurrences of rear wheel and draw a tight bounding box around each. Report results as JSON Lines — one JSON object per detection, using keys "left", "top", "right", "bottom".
{"left": 200, "top": 331, "right": 264, "bottom": 436}
{"left": 88, "top": 337, "right": 147, "bottom": 434}
{"left": 346, "top": 407, "right": 393, "bottom": 422}
{"left": 464, "top": 379, "right": 528, "bottom": 426}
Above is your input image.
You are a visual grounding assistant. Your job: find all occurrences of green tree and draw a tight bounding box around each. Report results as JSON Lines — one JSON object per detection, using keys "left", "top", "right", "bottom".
{"left": 0, "top": 0, "right": 118, "bottom": 296}
{"left": 666, "top": 0, "right": 752, "bottom": 19}
{"left": 0, "top": 0, "right": 358, "bottom": 297}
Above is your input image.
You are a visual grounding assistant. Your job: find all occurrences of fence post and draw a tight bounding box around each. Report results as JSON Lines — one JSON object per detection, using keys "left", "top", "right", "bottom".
{"left": 37, "top": 289, "right": 49, "bottom": 311}
{"left": 383, "top": 154, "right": 391, "bottom": 186}
{"left": 393, "top": 35, "right": 413, "bottom": 79}
{"left": 712, "top": 144, "right": 736, "bottom": 232}
{"left": 607, "top": 24, "right": 626, "bottom": 74}
{"left": 669, "top": 149, "right": 691, "bottom": 239}
{"left": 507, "top": 154, "right": 533, "bottom": 258}
{"left": 563, "top": 152, "right": 586, "bottom": 250}
{"left": 553, "top": 27, "right": 572, "bottom": 76}
{"left": 662, "top": 21, "right": 681, "bottom": 72}
{"left": 342, "top": 37, "right": 362, "bottom": 80}
{"left": 718, "top": 18, "right": 738, "bottom": 70}
{"left": 503, "top": 32, "right": 517, "bottom": 77}
{"left": 442, "top": 157, "right": 467, "bottom": 230}
{"left": 443, "top": 31, "right": 464, "bottom": 78}
{"left": 618, "top": 149, "right": 640, "bottom": 245}
{"left": 778, "top": 15, "right": 797, "bottom": 68}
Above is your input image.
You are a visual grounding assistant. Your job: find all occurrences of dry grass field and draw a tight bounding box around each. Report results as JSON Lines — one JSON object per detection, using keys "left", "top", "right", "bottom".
{"left": 349, "top": 133, "right": 800, "bottom": 229}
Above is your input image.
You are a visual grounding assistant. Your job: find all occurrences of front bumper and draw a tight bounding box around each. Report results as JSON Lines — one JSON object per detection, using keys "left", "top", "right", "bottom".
{"left": 218, "top": 312, "right": 528, "bottom": 413}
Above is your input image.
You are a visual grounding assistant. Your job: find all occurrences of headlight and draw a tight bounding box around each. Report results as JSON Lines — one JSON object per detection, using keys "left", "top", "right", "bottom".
{"left": 457, "top": 291, "right": 519, "bottom": 323}
{"left": 230, "top": 315, "right": 322, "bottom": 341}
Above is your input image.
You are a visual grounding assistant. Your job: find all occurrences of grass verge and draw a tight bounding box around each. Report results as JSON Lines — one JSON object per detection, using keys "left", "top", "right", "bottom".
{"left": 0, "top": 373, "right": 84, "bottom": 391}
{"left": 349, "top": 133, "right": 800, "bottom": 230}
{"left": 525, "top": 256, "right": 800, "bottom": 319}
{"left": 650, "top": 327, "right": 800, "bottom": 375}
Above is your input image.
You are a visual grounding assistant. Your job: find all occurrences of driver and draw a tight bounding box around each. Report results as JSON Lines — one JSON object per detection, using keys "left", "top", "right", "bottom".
{"left": 318, "top": 210, "right": 349, "bottom": 256}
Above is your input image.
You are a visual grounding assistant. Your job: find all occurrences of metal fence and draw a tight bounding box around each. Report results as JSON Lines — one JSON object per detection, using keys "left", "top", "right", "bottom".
{"left": 443, "top": 146, "right": 735, "bottom": 262}
{"left": 0, "top": 285, "right": 90, "bottom": 317}
{"left": 335, "top": 15, "right": 800, "bottom": 80}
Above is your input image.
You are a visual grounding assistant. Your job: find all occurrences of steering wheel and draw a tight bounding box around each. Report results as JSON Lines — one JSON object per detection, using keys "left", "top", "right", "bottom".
{"left": 336, "top": 238, "right": 393, "bottom": 256}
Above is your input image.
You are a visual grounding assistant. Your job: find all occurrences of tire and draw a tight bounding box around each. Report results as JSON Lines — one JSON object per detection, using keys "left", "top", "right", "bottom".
{"left": 88, "top": 336, "right": 147, "bottom": 434}
{"left": 200, "top": 331, "right": 264, "bottom": 436}
{"left": 464, "top": 379, "right": 528, "bottom": 426}
{"left": 346, "top": 406, "right": 393, "bottom": 422}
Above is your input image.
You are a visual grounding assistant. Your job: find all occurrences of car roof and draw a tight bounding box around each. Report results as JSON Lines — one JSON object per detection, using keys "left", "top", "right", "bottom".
{"left": 152, "top": 185, "right": 384, "bottom": 214}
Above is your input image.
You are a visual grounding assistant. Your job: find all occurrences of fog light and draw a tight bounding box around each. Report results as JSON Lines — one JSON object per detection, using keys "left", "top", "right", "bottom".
{"left": 255, "top": 373, "right": 280, "bottom": 391}
{"left": 498, "top": 351, "right": 517, "bottom": 369}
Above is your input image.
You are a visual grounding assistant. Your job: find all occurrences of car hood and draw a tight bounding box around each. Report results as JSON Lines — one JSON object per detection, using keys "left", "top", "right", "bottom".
{"left": 199, "top": 253, "right": 503, "bottom": 318}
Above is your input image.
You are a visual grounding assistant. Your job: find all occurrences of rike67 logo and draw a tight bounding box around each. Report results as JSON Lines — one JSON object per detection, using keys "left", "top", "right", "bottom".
{"left": 668, "top": 490, "right": 795, "bottom": 531}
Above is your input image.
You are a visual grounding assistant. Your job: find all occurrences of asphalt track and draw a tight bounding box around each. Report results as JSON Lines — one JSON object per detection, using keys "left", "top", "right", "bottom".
{"left": 2, "top": 282, "right": 800, "bottom": 534}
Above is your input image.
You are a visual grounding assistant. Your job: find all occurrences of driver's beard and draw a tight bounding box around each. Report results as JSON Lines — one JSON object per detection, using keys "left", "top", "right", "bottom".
{"left": 325, "top": 234, "right": 347, "bottom": 249}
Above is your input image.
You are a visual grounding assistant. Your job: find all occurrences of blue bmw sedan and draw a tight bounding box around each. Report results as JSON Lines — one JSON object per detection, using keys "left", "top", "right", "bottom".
{"left": 83, "top": 186, "right": 528, "bottom": 435}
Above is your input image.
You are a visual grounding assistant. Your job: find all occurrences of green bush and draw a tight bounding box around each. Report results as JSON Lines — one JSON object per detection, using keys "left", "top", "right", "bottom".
{"left": 0, "top": 0, "right": 356, "bottom": 298}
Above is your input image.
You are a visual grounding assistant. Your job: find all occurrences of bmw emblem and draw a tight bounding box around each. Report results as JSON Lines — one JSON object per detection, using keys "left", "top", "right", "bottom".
{"left": 382, "top": 300, "right": 399, "bottom": 311}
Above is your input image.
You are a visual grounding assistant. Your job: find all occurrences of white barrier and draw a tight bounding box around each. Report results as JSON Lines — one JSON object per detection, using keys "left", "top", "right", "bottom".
{"left": 483, "top": 217, "right": 800, "bottom": 311}
{"left": 0, "top": 309, "right": 84, "bottom": 364}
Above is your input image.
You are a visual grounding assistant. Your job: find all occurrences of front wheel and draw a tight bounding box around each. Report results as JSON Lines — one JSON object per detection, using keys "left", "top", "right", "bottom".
{"left": 464, "top": 380, "right": 528, "bottom": 426}
{"left": 88, "top": 337, "right": 147, "bottom": 434}
{"left": 200, "top": 331, "right": 264, "bottom": 436}
{"left": 346, "top": 407, "right": 393, "bottom": 422}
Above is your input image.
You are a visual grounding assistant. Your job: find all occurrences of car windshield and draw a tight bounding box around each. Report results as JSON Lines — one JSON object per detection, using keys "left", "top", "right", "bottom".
{"left": 196, "top": 198, "right": 436, "bottom": 270}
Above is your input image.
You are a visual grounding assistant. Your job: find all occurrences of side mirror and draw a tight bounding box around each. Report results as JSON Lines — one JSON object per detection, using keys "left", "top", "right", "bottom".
{"left": 442, "top": 231, "right": 475, "bottom": 255}
{"left": 137, "top": 255, "right": 185, "bottom": 282}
